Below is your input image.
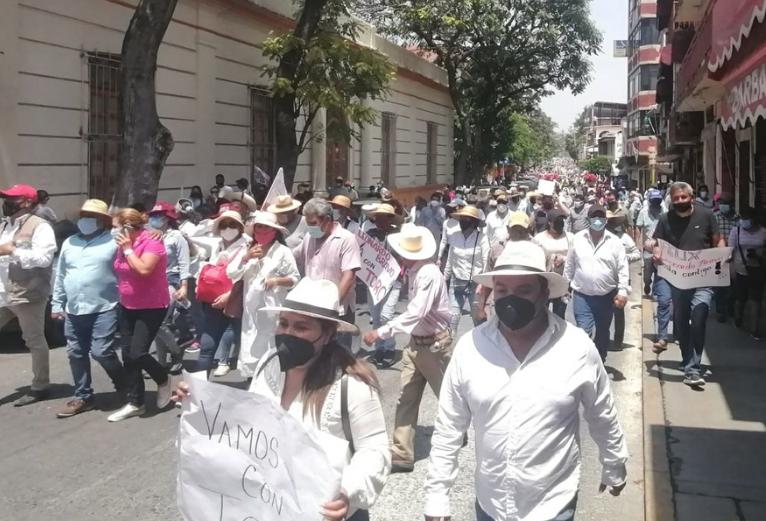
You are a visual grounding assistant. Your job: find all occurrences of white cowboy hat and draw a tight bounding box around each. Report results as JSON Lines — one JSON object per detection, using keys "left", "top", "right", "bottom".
{"left": 247, "top": 210, "right": 288, "bottom": 235}
{"left": 266, "top": 195, "right": 301, "bottom": 214}
{"left": 473, "top": 241, "right": 569, "bottom": 299}
{"left": 387, "top": 223, "right": 436, "bottom": 261}
{"left": 260, "top": 278, "right": 359, "bottom": 334}
{"left": 213, "top": 210, "right": 245, "bottom": 229}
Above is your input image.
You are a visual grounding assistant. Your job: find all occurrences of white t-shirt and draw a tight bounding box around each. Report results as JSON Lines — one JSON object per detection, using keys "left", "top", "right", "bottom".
{"left": 533, "top": 231, "right": 573, "bottom": 275}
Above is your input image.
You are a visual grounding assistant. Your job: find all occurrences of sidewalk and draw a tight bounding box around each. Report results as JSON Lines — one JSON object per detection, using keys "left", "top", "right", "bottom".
{"left": 643, "top": 294, "right": 766, "bottom": 521}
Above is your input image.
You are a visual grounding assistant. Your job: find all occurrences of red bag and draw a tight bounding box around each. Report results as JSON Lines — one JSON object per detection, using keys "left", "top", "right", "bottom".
{"left": 196, "top": 262, "right": 233, "bottom": 304}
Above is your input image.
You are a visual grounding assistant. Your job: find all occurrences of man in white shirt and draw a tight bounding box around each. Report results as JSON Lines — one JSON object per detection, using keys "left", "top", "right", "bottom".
{"left": 485, "top": 195, "right": 510, "bottom": 245}
{"left": 564, "top": 204, "right": 629, "bottom": 361}
{"left": 0, "top": 184, "right": 58, "bottom": 406}
{"left": 424, "top": 242, "right": 628, "bottom": 521}
{"left": 363, "top": 224, "right": 451, "bottom": 474}
{"left": 443, "top": 205, "right": 489, "bottom": 333}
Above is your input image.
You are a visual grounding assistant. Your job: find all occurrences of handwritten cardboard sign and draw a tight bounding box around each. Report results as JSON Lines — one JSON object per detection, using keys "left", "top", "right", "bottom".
{"left": 657, "top": 239, "right": 733, "bottom": 290}
{"left": 355, "top": 229, "right": 401, "bottom": 305}
{"left": 538, "top": 179, "right": 556, "bottom": 196}
{"left": 177, "top": 372, "right": 341, "bottom": 521}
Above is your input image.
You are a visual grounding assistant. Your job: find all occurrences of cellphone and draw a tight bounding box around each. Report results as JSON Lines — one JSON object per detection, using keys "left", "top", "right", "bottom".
{"left": 122, "top": 224, "right": 134, "bottom": 235}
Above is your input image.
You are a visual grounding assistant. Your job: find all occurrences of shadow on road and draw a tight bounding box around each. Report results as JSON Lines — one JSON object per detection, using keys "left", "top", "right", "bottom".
{"left": 0, "top": 382, "right": 74, "bottom": 407}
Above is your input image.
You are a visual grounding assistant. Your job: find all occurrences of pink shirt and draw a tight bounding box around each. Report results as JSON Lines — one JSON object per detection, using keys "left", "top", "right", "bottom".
{"left": 114, "top": 231, "right": 169, "bottom": 309}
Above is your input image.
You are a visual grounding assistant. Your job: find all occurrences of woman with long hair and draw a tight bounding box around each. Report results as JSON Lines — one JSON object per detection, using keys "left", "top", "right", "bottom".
{"left": 226, "top": 211, "right": 300, "bottom": 378}
{"left": 109, "top": 208, "right": 173, "bottom": 422}
{"left": 175, "top": 278, "right": 390, "bottom": 521}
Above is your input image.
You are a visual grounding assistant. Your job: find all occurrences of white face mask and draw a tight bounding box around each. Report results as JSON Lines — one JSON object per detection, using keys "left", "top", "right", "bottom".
{"left": 219, "top": 227, "right": 240, "bottom": 242}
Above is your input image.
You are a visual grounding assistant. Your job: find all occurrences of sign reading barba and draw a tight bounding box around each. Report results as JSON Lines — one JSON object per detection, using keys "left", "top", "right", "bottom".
{"left": 177, "top": 372, "right": 341, "bottom": 521}
{"left": 657, "top": 239, "right": 733, "bottom": 290}
{"left": 355, "top": 228, "right": 401, "bottom": 305}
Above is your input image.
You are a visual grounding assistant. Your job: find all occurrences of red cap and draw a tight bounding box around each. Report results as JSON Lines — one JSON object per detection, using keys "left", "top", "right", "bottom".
{"left": 0, "top": 184, "right": 38, "bottom": 202}
{"left": 149, "top": 200, "right": 178, "bottom": 221}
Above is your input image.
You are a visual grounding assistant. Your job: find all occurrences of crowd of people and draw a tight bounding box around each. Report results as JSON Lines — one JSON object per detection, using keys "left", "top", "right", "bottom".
{"left": 0, "top": 167, "right": 743, "bottom": 520}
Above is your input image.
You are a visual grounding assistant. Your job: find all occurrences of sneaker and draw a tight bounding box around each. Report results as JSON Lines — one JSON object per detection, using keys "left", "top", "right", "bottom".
{"left": 378, "top": 351, "right": 396, "bottom": 369}
{"left": 652, "top": 339, "right": 668, "bottom": 353}
{"left": 213, "top": 364, "right": 231, "bottom": 377}
{"left": 107, "top": 403, "right": 145, "bottom": 422}
{"left": 56, "top": 398, "right": 95, "bottom": 418}
{"left": 390, "top": 461, "right": 414, "bottom": 473}
{"left": 683, "top": 373, "right": 705, "bottom": 387}
{"left": 373, "top": 350, "right": 385, "bottom": 366}
{"left": 185, "top": 341, "right": 201, "bottom": 353}
{"left": 752, "top": 333, "right": 764, "bottom": 341}
{"left": 156, "top": 377, "right": 174, "bottom": 409}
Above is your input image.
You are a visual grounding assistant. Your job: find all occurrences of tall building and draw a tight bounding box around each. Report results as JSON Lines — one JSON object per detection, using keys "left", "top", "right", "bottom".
{"left": 624, "top": 0, "right": 660, "bottom": 189}
{"left": 584, "top": 102, "right": 627, "bottom": 174}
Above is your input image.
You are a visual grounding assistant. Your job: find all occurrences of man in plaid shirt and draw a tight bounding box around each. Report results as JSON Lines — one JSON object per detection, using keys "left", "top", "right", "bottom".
{"left": 714, "top": 192, "right": 737, "bottom": 322}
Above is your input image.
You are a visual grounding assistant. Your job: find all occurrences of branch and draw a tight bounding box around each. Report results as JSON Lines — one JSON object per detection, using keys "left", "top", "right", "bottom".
{"left": 297, "top": 105, "right": 322, "bottom": 154}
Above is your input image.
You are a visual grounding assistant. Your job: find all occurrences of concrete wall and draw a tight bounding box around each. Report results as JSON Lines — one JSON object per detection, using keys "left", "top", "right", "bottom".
{"left": 0, "top": 0, "right": 454, "bottom": 219}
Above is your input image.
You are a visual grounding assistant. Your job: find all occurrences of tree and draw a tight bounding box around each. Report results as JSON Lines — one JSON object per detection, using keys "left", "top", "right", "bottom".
{"left": 262, "top": 1, "right": 395, "bottom": 189}
{"left": 114, "top": 0, "right": 178, "bottom": 208}
{"left": 507, "top": 109, "right": 557, "bottom": 168}
{"left": 565, "top": 104, "right": 591, "bottom": 161}
{"left": 579, "top": 155, "right": 612, "bottom": 174}
{"left": 362, "top": 0, "right": 601, "bottom": 184}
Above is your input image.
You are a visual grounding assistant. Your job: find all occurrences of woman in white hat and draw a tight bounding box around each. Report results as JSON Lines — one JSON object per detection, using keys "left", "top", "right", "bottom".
{"left": 226, "top": 211, "right": 300, "bottom": 378}
{"left": 176, "top": 278, "right": 390, "bottom": 521}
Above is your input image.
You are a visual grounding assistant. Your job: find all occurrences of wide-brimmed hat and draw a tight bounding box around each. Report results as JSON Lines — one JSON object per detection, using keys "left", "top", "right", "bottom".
{"left": 248, "top": 211, "right": 288, "bottom": 235}
{"left": 79, "top": 199, "right": 111, "bottom": 220}
{"left": 0, "top": 184, "right": 38, "bottom": 202}
{"left": 267, "top": 195, "right": 301, "bottom": 214}
{"left": 387, "top": 223, "right": 436, "bottom": 261}
{"left": 369, "top": 203, "right": 404, "bottom": 224}
{"left": 149, "top": 200, "right": 178, "bottom": 221}
{"left": 473, "top": 241, "right": 568, "bottom": 298}
{"left": 451, "top": 205, "right": 481, "bottom": 220}
{"left": 506, "top": 211, "right": 530, "bottom": 229}
{"left": 213, "top": 210, "right": 245, "bottom": 229}
{"left": 330, "top": 195, "right": 352, "bottom": 209}
{"left": 260, "top": 278, "right": 359, "bottom": 334}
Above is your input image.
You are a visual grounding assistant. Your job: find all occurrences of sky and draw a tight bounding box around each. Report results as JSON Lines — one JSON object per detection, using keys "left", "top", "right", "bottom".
{"left": 541, "top": 0, "right": 629, "bottom": 131}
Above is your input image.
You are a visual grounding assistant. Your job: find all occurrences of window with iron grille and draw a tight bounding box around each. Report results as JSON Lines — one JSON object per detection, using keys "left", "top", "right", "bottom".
{"left": 250, "top": 88, "right": 275, "bottom": 185}
{"left": 86, "top": 52, "right": 122, "bottom": 203}
{"left": 427, "top": 122, "right": 438, "bottom": 185}
{"left": 381, "top": 112, "right": 397, "bottom": 187}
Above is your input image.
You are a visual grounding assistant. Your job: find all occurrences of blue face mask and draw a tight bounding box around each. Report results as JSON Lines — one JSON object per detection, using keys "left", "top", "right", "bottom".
{"left": 77, "top": 217, "right": 100, "bottom": 236}
{"left": 741, "top": 219, "right": 753, "bottom": 230}
{"left": 149, "top": 216, "right": 167, "bottom": 230}
{"left": 307, "top": 224, "right": 325, "bottom": 239}
{"left": 589, "top": 217, "right": 606, "bottom": 232}
{"left": 719, "top": 204, "right": 731, "bottom": 214}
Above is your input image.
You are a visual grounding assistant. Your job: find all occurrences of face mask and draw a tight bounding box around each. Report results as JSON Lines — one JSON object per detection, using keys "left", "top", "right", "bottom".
{"left": 719, "top": 204, "right": 731, "bottom": 214}
{"left": 610, "top": 225, "right": 625, "bottom": 236}
{"left": 650, "top": 199, "right": 662, "bottom": 207}
{"left": 495, "top": 294, "right": 538, "bottom": 330}
{"left": 2, "top": 200, "right": 23, "bottom": 217}
{"left": 276, "top": 213, "right": 292, "bottom": 225}
{"left": 148, "top": 216, "right": 167, "bottom": 230}
{"left": 511, "top": 196, "right": 520, "bottom": 203}
{"left": 307, "top": 224, "right": 325, "bottom": 239}
{"left": 741, "top": 219, "right": 753, "bottom": 230}
{"left": 459, "top": 219, "right": 475, "bottom": 231}
{"left": 219, "top": 227, "right": 240, "bottom": 242}
{"left": 430, "top": 200, "right": 440, "bottom": 208}
{"left": 607, "top": 200, "right": 617, "bottom": 209}
{"left": 535, "top": 217, "right": 548, "bottom": 229}
{"left": 589, "top": 217, "right": 606, "bottom": 231}
{"left": 674, "top": 201, "right": 692, "bottom": 213}
{"left": 77, "top": 217, "right": 100, "bottom": 236}
{"left": 574, "top": 201, "right": 584, "bottom": 210}
{"left": 699, "top": 191, "right": 708, "bottom": 199}
{"left": 332, "top": 209, "right": 343, "bottom": 222}
{"left": 552, "top": 219, "right": 565, "bottom": 233}
{"left": 192, "top": 198, "right": 202, "bottom": 209}
{"left": 254, "top": 227, "right": 277, "bottom": 245}
{"left": 497, "top": 204, "right": 508, "bottom": 214}
{"left": 542, "top": 201, "right": 554, "bottom": 210}
{"left": 274, "top": 333, "right": 318, "bottom": 371}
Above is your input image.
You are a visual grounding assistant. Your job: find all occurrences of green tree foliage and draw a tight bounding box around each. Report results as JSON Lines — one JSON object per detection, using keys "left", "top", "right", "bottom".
{"left": 579, "top": 155, "right": 613, "bottom": 174}
{"left": 362, "top": 0, "right": 602, "bottom": 184}
{"left": 262, "top": 0, "right": 395, "bottom": 188}
{"left": 508, "top": 110, "right": 557, "bottom": 168}
{"left": 564, "top": 104, "right": 591, "bottom": 161}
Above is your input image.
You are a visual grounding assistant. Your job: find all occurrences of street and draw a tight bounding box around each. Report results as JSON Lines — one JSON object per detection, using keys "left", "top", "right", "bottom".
{"left": 0, "top": 275, "right": 645, "bottom": 521}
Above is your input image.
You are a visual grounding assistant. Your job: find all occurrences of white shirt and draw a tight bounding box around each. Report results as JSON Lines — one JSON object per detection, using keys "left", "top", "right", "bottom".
{"left": 443, "top": 226, "right": 489, "bottom": 282}
{"left": 485, "top": 210, "right": 510, "bottom": 245}
{"left": 438, "top": 218, "right": 459, "bottom": 259}
{"left": 564, "top": 229, "right": 630, "bottom": 297}
{"left": 424, "top": 313, "right": 628, "bottom": 520}
{"left": 0, "top": 215, "right": 57, "bottom": 307}
{"left": 532, "top": 231, "right": 573, "bottom": 275}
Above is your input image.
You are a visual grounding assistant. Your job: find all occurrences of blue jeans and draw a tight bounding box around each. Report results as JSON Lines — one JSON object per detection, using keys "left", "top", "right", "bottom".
{"left": 449, "top": 278, "right": 478, "bottom": 333}
{"left": 572, "top": 290, "right": 616, "bottom": 361}
{"left": 197, "top": 304, "right": 242, "bottom": 372}
{"left": 653, "top": 277, "right": 673, "bottom": 341}
{"left": 65, "top": 308, "right": 124, "bottom": 402}
{"left": 369, "top": 281, "right": 401, "bottom": 352}
{"left": 475, "top": 497, "right": 577, "bottom": 521}
{"left": 213, "top": 325, "right": 236, "bottom": 363}
{"left": 671, "top": 286, "right": 713, "bottom": 377}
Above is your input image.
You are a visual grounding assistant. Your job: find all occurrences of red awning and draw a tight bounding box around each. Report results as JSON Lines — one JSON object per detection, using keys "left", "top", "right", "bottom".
{"left": 717, "top": 42, "right": 766, "bottom": 130}
{"left": 660, "top": 44, "right": 673, "bottom": 65}
{"left": 709, "top": 0, "right": 766, "bottom": 73}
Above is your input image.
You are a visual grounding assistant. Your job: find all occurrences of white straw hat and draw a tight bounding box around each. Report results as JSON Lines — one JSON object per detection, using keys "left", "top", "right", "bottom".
{"left": 248, "top": 210, "right": 288, "bottom": 235}
{"left": 387, "top": 223, "right": 436, "bottom": 261}
{"left": 473, "top": 241, "right": 569, "bottom": 298}
{"left": 266, "top": 195, "right": 301, "bottom": 214}
{"left": 260, "top": 278, "right": 359, "bottom": 334}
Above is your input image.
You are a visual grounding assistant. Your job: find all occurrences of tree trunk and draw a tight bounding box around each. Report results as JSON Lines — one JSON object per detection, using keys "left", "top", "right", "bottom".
{"left": 114, "top": 0, "right": 177, "bottom": 209}
{"left": 273, "top": 0, "right": 328, "bottom": 191}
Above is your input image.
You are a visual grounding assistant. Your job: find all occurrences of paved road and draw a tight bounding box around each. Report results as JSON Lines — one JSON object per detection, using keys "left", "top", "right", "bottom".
{"left": 0, "top": 281, "right": 644, "bottom": 521}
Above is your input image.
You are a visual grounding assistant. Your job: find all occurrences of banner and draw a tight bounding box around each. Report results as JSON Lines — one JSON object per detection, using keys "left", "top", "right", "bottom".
{"left": 177, "top": 372, "right": 342, "bottom": 521}
{"left": 262, "top": 168, "right": 287, "bottom": 210}
{"left": 657, "top": 239, "right": 733, "bottom": 290}
{"left": 355, "top": 229, "right": 401, "bottom": 304}
{"left": 538, "top": 179, "right": 556, "bottom": 196}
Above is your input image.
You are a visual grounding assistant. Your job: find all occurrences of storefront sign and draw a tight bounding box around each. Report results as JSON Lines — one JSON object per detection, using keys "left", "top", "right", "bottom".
{"left": 355, "top": 229, "right": 401, "bottom": 304}
{"left": 657, "top": 239, "right": 733, "bottom": 289}
{"left": 720, "top": 61, "right": 766, "bottom": 130}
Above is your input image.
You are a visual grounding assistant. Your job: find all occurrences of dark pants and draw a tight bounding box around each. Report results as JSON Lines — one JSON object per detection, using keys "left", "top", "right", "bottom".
{"left": 734, "top": 272, "right": 765, "bottom": 333}
{"left": 670, "top": 286, "right": 713, "bottom": 377}
{"left": 613, "top": 307, "right": 625, "bottom": 347}
{"left": 643, "top": 257, "right": 655, "bottom": 293}
{"left": 550, "top": 297, "right": 567, "bottom": 319}
{"left": 197, "top": 304, "right": 242, "bottom": 372}
{"left": 475, "top": 495, "right": 577, "bottom": 521}
{"left": 335, "top": 310, "right": 355, "bottom": 350}
{"left": 573, "top": 290, "right": 616, "bottom": 361}
{"left": 186, "top": 277, "right": 204, "bottom": 342}
{"left": 346, "top": 509, "right": 369, "bottom": 521}
{"left": 118, "top": 305, "right": 169, "bottom": 407}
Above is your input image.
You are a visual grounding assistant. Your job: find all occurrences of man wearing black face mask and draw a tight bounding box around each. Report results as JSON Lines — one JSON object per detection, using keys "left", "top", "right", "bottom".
{"left": 424, "top": 241, "right": 628, "bottom": 521}
{"left": 0, "top": 184, "right": 58, "bottom": 406}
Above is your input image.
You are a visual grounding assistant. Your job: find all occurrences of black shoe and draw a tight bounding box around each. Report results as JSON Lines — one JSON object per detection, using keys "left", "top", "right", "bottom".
{"left": 461, "top": 433, "right": 469, "bottom": 447}
{"left": 644, "top": 284, "right": 651, "bottom": 296}
{"left": 391, "top": 461, "right": 414, "bottom": 473}
{"left": 14, "top": 389, "right": 50, "bottom": 407}
{"left": 373, "top": 350, "right": 384, "bottom": 366}
{"left": 379, "top": 351, "right": 396, "bottom": 369}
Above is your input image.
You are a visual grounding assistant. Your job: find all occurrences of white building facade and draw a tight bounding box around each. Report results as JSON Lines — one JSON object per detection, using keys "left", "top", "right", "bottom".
{"left": 0, "top": 0, "right": 455, "bottom": 218}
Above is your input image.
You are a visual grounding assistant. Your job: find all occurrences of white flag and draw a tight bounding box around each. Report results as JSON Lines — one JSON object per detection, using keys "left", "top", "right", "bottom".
{"left": 263, "top": 168, "right": 288, "bottom": 210}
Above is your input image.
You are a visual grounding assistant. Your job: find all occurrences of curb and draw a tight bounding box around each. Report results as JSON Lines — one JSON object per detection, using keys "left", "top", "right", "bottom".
{"left": 641, "top": 295, "right": 675, "bottom": 521}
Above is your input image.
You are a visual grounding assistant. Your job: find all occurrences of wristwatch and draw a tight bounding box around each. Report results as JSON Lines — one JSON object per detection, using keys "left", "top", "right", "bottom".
{"left": 123, "top": 248, "right": 135, "bottom": 257}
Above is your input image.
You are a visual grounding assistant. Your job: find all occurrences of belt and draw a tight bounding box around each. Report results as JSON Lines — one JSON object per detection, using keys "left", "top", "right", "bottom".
{"left": 411, "top": 329, "right": 451, "bottom": 346}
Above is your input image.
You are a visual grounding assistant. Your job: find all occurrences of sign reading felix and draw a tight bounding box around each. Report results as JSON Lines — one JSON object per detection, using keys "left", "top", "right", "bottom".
{"left": 355, "top": 229, "right": 401, "bottom": 305}
{"left": 657, "top": 239, "right": 733, "bottom": 290}
{"left": 177, "top": 373, "right": 341, "bottom": 521}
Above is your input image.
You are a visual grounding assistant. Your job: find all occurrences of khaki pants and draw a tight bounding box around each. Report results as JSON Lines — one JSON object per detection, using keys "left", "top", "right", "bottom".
{"left": 0, "top": 300, "right": 50, "bottom": 391}
{"left": 392, "top": 329, "right": 453, "bottom": 465}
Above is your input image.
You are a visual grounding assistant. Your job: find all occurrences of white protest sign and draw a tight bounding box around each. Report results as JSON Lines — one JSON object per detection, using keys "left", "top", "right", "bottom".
{"left": 177, "top": 372, "right": 342, "bottom": 521}
{"left": 262, "top": 168, "right": 287, "bottom": 210}
{"left": 355, "top": 229, "right": 401, "bottom": 305}
{"left": 538, "top": 179, "right": 556, "bottom": 196}
{"left": 657, "top": 239, "right": 733, "bottom": 290}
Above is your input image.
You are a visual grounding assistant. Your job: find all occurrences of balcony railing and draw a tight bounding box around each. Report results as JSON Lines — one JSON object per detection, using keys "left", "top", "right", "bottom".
{"left": 675, "top": 9, "right": 712, "bottom": 108}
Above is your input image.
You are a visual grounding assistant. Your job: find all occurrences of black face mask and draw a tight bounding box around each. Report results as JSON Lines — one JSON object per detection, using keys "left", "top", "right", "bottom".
{"left": 274, "top": 333, "right": 317, "bottom": 371}
{"left": 552, "top": 219, "right": 565, "bottom": 233}
{"left": 494, "top": 294, "right": 538, "bottom": 330}
{"left": 2, "top": 200, "right": 23, "bottom": 217}
{"left": 674, "top": 201, "right": 692, "bottom": 213}
{"left": 459, "top": 219, "right": 475, "bottom": 231}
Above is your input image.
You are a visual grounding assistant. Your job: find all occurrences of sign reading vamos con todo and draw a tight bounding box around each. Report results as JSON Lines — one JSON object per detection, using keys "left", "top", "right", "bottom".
{"left": 355, "top": 228, "right": 401, "bottom": 305}
{"left": 657, "top": 239, "right": 733, "bottom": 290}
